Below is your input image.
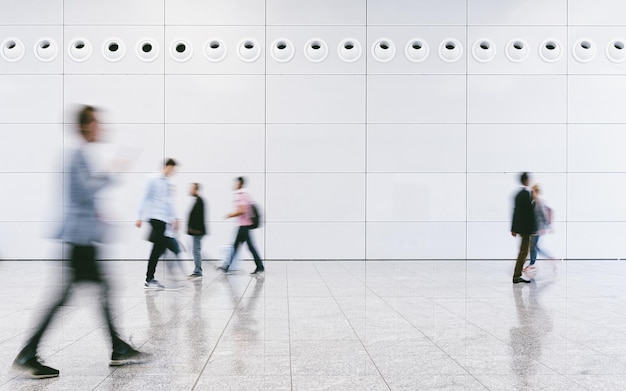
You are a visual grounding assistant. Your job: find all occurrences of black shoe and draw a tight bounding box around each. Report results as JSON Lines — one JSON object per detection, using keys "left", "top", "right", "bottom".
{"left": 217, "top": 266, "right": 229, "bottom": 273}
{"left": 110, "top": 348, "right": 149, "bottom": 366}
{"left": 13, "top": 355, "right": 59, "bottom": 379}
{"left": 513, "top": 277, "right": 531, "bottom": 284}
{"left": 250, "top": 268, "right": 265, "bottom": 275}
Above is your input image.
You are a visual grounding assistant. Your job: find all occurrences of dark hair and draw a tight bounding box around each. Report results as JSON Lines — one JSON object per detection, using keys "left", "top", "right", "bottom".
{"left": 193, "top": 182, "right": 200, "bottom": 191}
{"left": 78, "top": 105, "right": 96, "bottom": 135}
{"left": 164, "top": 158, "right": 177, "bottom": 167}
{"left": 237, "top": 176, "right": 245, "bottom": 187}
{"left": 520, "top": 172, "right": 530, "bottom": 185}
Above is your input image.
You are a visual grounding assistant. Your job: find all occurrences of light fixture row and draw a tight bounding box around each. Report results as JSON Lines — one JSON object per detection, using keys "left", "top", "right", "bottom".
{"left": 1, "top": 36, "right": 625, "bottom": 64}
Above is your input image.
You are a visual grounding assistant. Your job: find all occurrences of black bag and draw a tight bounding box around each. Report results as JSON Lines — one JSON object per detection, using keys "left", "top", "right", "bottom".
{"left": 249, "top": 203, "right": 261, "bottom": 229}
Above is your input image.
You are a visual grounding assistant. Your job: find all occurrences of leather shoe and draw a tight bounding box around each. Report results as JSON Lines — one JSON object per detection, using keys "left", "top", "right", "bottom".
{"left": 512, "top": 277, "right": 531, "bottom": 284}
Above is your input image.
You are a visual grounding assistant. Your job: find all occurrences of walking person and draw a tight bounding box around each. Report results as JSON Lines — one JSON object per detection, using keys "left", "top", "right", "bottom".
{"left": 136, "top": 158, "right": 179, "bottom": 289}
{"left": 511, "top": 172, "right": 537, "bottom": 284}
{"left": 219, "top": 177, "right": 264, "bottom": 275}
{"left": 13, "top": 106, "right": 146, "bottom": 379}
{"left": 187, "top": 183, "right": 206, "bottom": 279}
{"left": 524, "top": 183, "right": 554, "bottom": 272}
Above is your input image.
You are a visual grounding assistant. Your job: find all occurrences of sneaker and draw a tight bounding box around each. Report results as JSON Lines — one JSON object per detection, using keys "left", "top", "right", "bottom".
{"left": 13, "top": 355, "right": 59, "bottom": 379}
{"left": 110, "top": 348, "right": 149, "bottom": 366}
{"left": 187, "top": 273, "right": 202, "bottom": 280}
{"left": 217, "top": 266, "right": 229, "bottom": 273}
{"left": 513, "top": 277, "right": 532, "bottom": 284}
{"left": 250, "top": 268, "right": 265, "bottom": 275}
{"left": 144, "top": 279, "right": 164, "bottom": 290}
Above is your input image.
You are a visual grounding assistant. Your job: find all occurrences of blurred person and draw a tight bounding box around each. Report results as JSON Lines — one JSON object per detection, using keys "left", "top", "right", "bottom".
{"left": 136, "top": 158, "right": 179, "bottom": 289}
{"left": 219, "top": 176, "right": 264, "bottom": 275}
{"left": 511, "top": 172, "right": 537, "bottom": 284}
{"left": 162, "top": 226, "right": 188, "bottom": 285}
{"left": 13, "top": 106, "right": 146, "bottom": 379}
{"left": 187, "top": 182, "right": 206, "bottom": 279}
{"left": 524, "top": 183, "right": 554, "bottom": 272}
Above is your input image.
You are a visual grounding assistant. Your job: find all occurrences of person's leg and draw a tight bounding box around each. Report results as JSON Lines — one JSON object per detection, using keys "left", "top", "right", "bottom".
{"left": 243, "top": 227, "right": 264, "bottom": 272}
{"left": 164, "top": 237, "right": 186, "bottom": 280}
{"left": 164, "top": 236, "right": 180, "bottom": 255}
{"left": 222, "top": 227, "right": 244, "bottom": 270}
{"left": 79, "top": 246, "right": 148, "bottom": 365}
{"left": 513, "top": 234, "right": 530, "bottom": 280}
{"left": 529, "top": 235, "right": 539, "bottom": 266}
{"left": 192, "top": 235, "right": 202, "bottom": 275}
{"left": 146, "top": 220, "right": 166, "bottom": 282}
{"left": 76, "top": 245, "right": 130, "bottom": 353}
{"left": 534, "top": 235, "right": 553, "bottom": 259}
{"left": 17, "top": 269, "right": 72, "bottom": 360}
{"left": 13, "top": 246, "right": 77, "bottom": 377}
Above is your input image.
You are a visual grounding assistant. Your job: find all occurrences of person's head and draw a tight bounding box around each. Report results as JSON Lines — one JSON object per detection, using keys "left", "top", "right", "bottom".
{"left": 190, "top": 182, "right": 200, "bottom": 196}
{"left": 520, "top": 172, "right": 530, "bottom": 187}
{"left": 531, "top": 183, "right": 541, "bottom": 199}
{"left": 235, "top": 176, "right": 245, "bottom": 190}
{"left": 163, "top": 158, "right": 177, "bottom": 177}
{"left": 78, "top": 105, "right": 99, "bottom": 142}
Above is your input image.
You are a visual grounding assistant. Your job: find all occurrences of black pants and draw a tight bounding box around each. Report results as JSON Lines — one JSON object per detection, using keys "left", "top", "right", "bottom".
{"left": 229, "top": 226, "right": 264, "bottom": 270}
{"left": 19, "top": 244, "right": 130, "bottom": 359}
{"left": 146, "top": 219, "right": 167, "bottom": 282}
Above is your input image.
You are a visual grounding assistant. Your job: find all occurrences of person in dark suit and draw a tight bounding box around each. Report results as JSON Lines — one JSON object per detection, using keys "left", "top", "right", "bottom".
{"left": 12, "top": 106, "right": 146, "bottom": 379}
{"left": 187, "top": 182, "right": 206, "bottom": 278}
{"left": 511, "top": 172, "right": 538, "bottom": 283}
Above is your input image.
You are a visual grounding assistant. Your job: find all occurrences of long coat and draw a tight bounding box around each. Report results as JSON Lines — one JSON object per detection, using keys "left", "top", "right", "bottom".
{"left": 511, "top": 188, "right": 537, "bottom": 235}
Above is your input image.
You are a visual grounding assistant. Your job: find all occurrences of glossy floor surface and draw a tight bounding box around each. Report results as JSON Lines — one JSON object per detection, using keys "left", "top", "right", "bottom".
{"left": 1, "top": 259, "right": 625, "bottom": 390}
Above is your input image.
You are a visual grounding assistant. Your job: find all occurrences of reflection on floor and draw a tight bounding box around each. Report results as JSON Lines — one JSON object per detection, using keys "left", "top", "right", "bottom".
{"left": 1, "top": 259, "right": 626, "bottom": 390}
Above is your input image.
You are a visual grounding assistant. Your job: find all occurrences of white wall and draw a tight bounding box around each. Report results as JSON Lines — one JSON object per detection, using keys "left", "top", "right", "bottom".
{"left": 1, "top": 0, "right": 625, "bottom": 260}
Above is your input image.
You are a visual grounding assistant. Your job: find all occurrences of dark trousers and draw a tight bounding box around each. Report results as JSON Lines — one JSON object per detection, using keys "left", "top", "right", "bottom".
{"left": 229, "top": 226, "right": 263, "bottom": 270}
{"left": 19, "top": 244, "right": 129, "bottom": 359}
{"left": 513, "top": 234, "right": 532, "bottom": 279}
{"left": 146, "top": 219, "right": 167, "bottom": 282}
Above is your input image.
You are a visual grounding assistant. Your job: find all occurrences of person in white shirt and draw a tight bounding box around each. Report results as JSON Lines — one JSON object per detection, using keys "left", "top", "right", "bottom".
{"left": 136, "top": 158, "right": 179, "bottom": 289}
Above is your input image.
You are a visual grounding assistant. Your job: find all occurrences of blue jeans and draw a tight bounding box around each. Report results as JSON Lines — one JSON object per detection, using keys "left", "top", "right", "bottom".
{"left": 192, "top": 235, "right": 202, "bottom": 275}
{"left": 529, "top": 235, "right": 552, "bottom": 265}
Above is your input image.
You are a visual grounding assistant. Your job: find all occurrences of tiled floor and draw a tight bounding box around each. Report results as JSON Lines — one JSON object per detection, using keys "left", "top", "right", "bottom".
{"left": 2, "top": 258, "right": 626, "bottom": 390}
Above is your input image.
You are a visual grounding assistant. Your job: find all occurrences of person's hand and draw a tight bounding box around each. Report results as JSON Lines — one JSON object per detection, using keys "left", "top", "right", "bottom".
{"left": 511, "top": 232, "right": 517, "bottom": 237}
{"left": 135, "top": 220, "right": 142, "bottom": 228}
{"left": 173, "top": 219, "right": 179, "bottom": 231}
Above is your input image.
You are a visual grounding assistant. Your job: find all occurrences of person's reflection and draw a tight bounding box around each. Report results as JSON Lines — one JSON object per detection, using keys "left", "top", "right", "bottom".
{"left": 510, "top": 280, "right": 554, "bottom": 389}
{"left": 219, "top": 275, "right": 264, "bottom": 374}
{"left": 185, "top": 278, "right": 211, "bottom": 372}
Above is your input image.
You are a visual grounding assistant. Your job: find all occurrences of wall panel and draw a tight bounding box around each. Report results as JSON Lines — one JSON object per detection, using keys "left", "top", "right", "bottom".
{"left": 0, "top": 2, "right": 624, "bottom": 260}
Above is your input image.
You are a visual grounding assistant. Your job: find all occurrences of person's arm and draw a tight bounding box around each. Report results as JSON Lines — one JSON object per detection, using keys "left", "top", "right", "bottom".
{"left": 135, "top": 177, "right": 154, "bottom": 228}
{"left": 75, "top": 149, "right": 111, "bottom": 199}
{"left": 226, "top": 193, "right": 246, "bottom": 218}
{"left": 167, "top": 183, "right": 179, "bottom": 231}
{"left": 227, "top": 205, "right": 246, "bottom": 218}
{"left": 511, "top": 191, "right": 521, "bottom": 236}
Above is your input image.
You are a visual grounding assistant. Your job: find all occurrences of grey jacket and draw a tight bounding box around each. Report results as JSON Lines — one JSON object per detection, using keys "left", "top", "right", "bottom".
{"left": 57, "top": 146, "right": 111, "bottom": 245}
